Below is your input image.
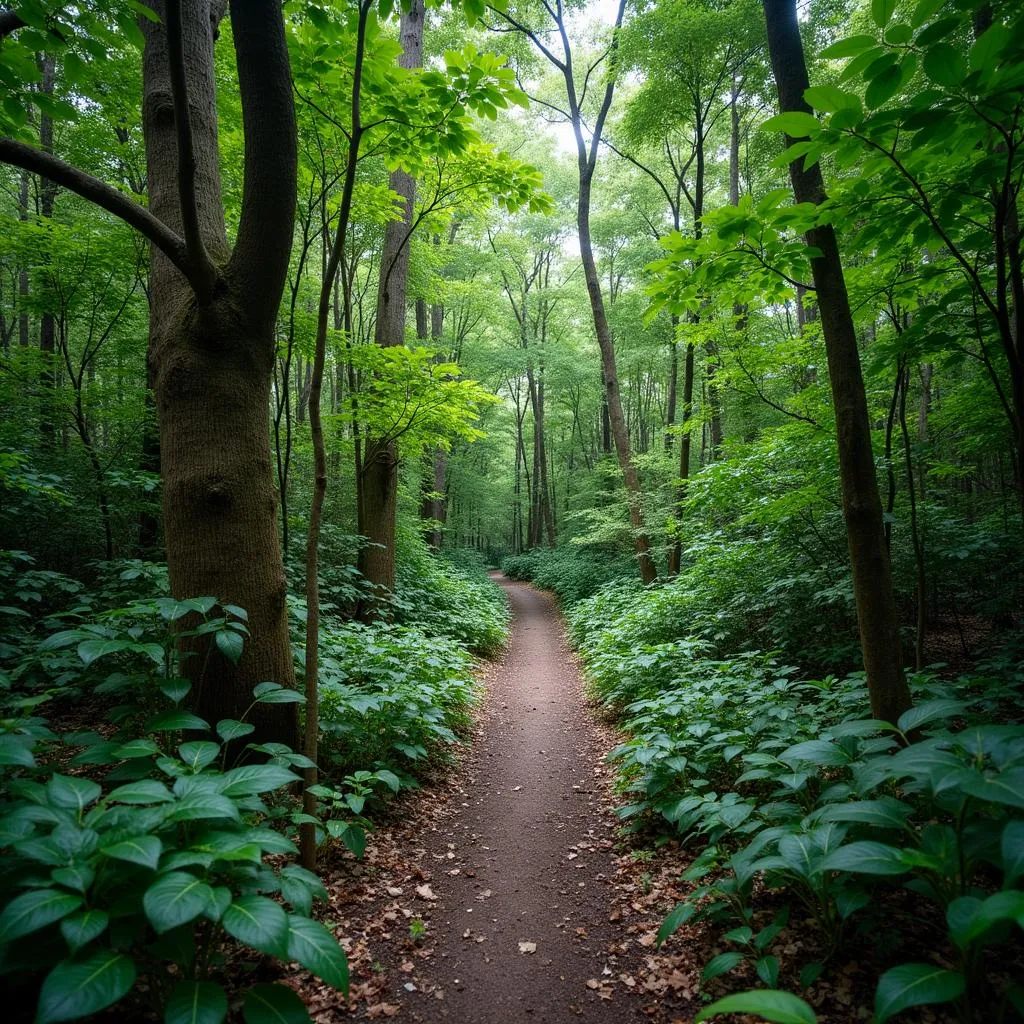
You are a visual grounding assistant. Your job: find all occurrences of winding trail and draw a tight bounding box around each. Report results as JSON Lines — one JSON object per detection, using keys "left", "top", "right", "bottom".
{"left": 392, "top": 576, "right": 649, "bottom": 1023}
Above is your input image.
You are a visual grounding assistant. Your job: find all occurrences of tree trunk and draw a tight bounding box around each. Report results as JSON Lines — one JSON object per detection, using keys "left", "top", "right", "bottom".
{"left": 578, "top": 170, "right": 656, "bottom": 583}
{"left": 142, "top": 0, "right": 299, "bottom": 745}
{"left": 39, "top": 53, "right": 58, "bottom": 446}
{"left": 763, "top": 0, "right": 911, "bottom": 724}
{"left": 358, "top": 0, "right": 424, "bottom": 609}
{"left": 18, "top": 171, "right": 29, "bottom": 348}
{"left": 667, "top": 339, "right": 695, "bottom": 577}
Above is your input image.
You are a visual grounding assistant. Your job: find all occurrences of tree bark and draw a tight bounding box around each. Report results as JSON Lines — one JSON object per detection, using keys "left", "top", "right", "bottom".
{"left": 763, "top": 0, "right": 911, "bottom": 724}
{"left": 142, "top": 0, "right": 299, "bottom": 745}
{"left": 358, "top": 0, "right": 425, "bottom": 608}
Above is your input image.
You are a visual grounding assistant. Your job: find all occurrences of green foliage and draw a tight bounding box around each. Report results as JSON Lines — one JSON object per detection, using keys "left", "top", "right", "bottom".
{"left": 501, "top": 546, "right": 638, "bottom": 607}
{"left": 0, "top": 614, "right": 347, "bottom": 1024}
{"left": 315, "top": 619, "right": 478, "bottom": 778}
{"left": 566, "top": 548, "right": 1024, "bottom": 1018}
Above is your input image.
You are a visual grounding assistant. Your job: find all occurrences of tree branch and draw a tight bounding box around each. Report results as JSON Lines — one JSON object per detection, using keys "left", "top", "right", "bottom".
{"left": 0, "top": 137, "right": 191, "bottom": 276}
{"left": 166, "top": 0, "right": 217, "bottom": 302}
{"left": 227, "top": 0, "right": 298, "bottom": 325}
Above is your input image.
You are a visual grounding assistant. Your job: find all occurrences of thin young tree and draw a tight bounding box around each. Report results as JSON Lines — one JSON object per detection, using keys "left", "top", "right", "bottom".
{"left": 762, "top": 0, "right": 911, "bottom": 723}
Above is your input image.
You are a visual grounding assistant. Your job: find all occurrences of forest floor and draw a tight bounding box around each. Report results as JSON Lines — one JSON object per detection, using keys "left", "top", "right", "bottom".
{"left": 295, "top": 577, "right": 702, "bottom": 1022}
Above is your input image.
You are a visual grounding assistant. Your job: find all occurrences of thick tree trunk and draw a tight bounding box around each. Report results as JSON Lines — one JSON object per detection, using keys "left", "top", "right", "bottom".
{"left": 358, "top": 0, "right": 424, "bottom": 607}
{"left": 764, "top": 0, "right": 911, "bottom": 724}
{"left": 142, "top": 0, "right": 299, "bottom": 745}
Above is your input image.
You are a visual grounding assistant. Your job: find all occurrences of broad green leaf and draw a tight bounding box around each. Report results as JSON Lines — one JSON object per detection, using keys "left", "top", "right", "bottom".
{"left": 816, "top": 798, "right": 911, "bottom": 830}
{"left": 217, "top": 720, "right": 255, "bottom": 743}
{"left": 897, "top": 699, "right": 966, "bottom": 734}
{"left": 1002, "top": 820, "right": 1024, "bottom": 885}
{"left": 922, "top": 44, "right": 966, "bottom": 88}
{"left": 146, "top": 710, "right": 211, "bottom": 733}
{"left": 60, "top": 910, "right": 109, "bottom": 954}
{"left": 875, "top": 964, "right": 965, "bottom": 1023}
{"left": 761, "top": 111, "right": 820, "bottom": 138}
{"left": 803, "top": 85, "right": 860, "bottom": 113}
{"left": 820, "top": 841, "right": 909, "bottom": 875}
{"left": 957, "top": 769, "right": 1024, "bottom": 810}
{"left": 179, "top": 741, "right": 221, "bottom": 771}
{"left": 144, "top": 872, "right": 216, "bottom": 933}
{"left": 47, "top": 774, "right": 102, "bottom": 813}
{"left": 819, "top": 34, "right": 877, "bottom": 59}
{"left": 0, "top": 888, "right": 82, "bottom": 943}
{"left": 220, "top": 764, "right": 299, "bottom": 797}
{"left": 695, "top": 990, "right": 817, "bottom": 1023}
{"left": 242, "top": 984, "right": 311, "bottom": 1024}
{"left": 215, "top": 629, "right": 244, "bottom": 665}
{"left": 77, "top": 639, "right": 131, "bottom": 666}
{"left": 286, "top": 916, "right": 349, "bottom": 992}
{"left": 165, "top": 980, "right": 228, "bottom": 1024}
{"left": 872, "top": 0, "right": 896, "bottom": 28}
{"left": 222, "top": 896, "right": 289, "bottom": 957}
{"left": 102, "top": 835, "right": 162, "bottom": 871}
{"left": 107, "top": 780, "right": 174, "bottom": 804}
{"left": 702, "top": 951, "right": 745, "bottom": 983}
{"left": 36, "top": 950, "right": 136, "bottom": 1024}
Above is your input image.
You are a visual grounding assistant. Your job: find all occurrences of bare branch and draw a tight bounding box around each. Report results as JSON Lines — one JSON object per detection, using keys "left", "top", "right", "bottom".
{"left": 0, "top": 138, "right": 191, "bottom": 276}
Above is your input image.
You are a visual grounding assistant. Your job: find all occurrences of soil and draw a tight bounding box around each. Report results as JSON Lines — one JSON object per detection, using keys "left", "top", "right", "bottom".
{"left": 381, "top": 576, "right": 652, "bottom": 1022}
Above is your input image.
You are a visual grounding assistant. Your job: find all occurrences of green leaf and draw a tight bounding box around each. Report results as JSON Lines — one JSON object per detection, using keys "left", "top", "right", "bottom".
{"left": 77, "top": 639, "right": 131, "bottom": 666}
{"left": 146, "top": 710, "right": 211, "bottom": 733}
{"left": 820, "top": 841, "right": 909, "bottom": 875}
{"left": 286, "top": 916, "right": 349, "bottom": 992}
{"left": 872, "top": 0, "right": 896, "bottom": 28}
{"left": 215, "top": 629, "right": 244, "bottom": 665}
{"left": 242, "top": 984, "right": 311, "bottom": 1024}
{"left": 0, "top": 888, "right": 82, "bottom": 943}
{"left": 255, "top": 687, "right": 305, "bottom": 705}
{"left": 803, "top": 85, "right": 860, "bottom": 113}
{"left": 957, "top": 769, "right": 1024, "bottom": 810}
{"left": 36, "top": 950, "right": 136, "bottom": 1023}
{"left": 1002, "top": 820, "right": 1024, "bottom": 885}
{"left": 695, "top": 990, "right": 817, "bottom": 1023}
{"left": 897, "top": 698, "right": 966, "bottom": 733}
{"left": 47, "top": 774, "right": 102, "bottom": 812}
{"left": 165, "top": 981, "right": 228, "bottom": 1024}
{"left": 217, "top": 720, "right": 255, "bottom": 743}
{"left": 816, "top": 798, "right": 911, "bottom": 830}
{"left": 102, "top": 835, "right": 162, "bottom": 871}
{"left": 761, "top": 111, "right": 820, "bottom": 138}
{"left": 220, "top": 764, "right": 299, "bottom": 797}
{"left": 144, "top": 872, "right": 216, "bottom": 934}
{"left": 819, "top": 34, "right": 878, "bottom": 59}
{"left": 922, "top": 44, "right": 966, "bottom": 87}
{"left": 222, "top": 896, "right": 289, "bottom": 957}
{"left": 107, "top": 780, "right": 174, "bottom": 804}
{"left": 875, "top": 964, "right": 965, "bottom": 1023}
{"left": 702, "top": 951, "right": 745, "bottom": 983}
{"left": 160, "top": 679, "right": 192, "bottom": 705}
{"left": 864, "top": 63, "right": 902, "bottom": 107}
{"left": 179, "top": 741, "right": 221, "bottom": 771}
{"left": 60, "top": 910, "right": 109, "bottom": 954}
{"left": 0, "top": 733, "right": 36, "bottom": 766}
{"left": 167, "top": 792, "right": 241, "bottom": 822}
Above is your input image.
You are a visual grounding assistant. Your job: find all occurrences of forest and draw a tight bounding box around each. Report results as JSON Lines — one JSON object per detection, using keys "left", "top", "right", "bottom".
{"left": 0, "top": 0, "right": 1022, "bottom": 1021}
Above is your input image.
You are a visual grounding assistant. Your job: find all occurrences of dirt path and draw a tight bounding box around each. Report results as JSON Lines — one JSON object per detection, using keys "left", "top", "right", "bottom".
{"left": 390, "top": 577, "right": 651, "bottom": 1023}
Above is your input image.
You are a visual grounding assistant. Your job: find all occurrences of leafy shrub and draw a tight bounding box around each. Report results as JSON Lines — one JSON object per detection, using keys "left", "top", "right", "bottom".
{"left": 0, "top": 625, "right": 347, "bottom": 1024}
{"left": 315, "top": 620, "right": 478, "bottom": 784}
{"left": 391, "top": 536, "right": 508, "bottom": 654}
{"left": 500, "top": 545, "right": 637, "bottom": 606}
